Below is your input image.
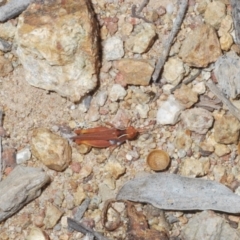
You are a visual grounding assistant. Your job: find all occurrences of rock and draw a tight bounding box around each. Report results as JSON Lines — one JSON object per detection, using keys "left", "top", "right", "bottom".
{"left": 0, "top": 165, "right": 50, "bottom": 222}
{"left": 214, "top": 51, "right": 240, "bottom": 99}
{"left": 116, "top": 58, "right": 154, "bottom": 86}
{"left": 73, "top": 186, "right": 86, "bottom": 206}
{"left": 103, "top": 36, "right": 124, "bottom": 61}
{"left": 136, "top": 103, "right": 149, "bottom": 118}
{"left": 204, "top": 1, "right": 226, "bottom": 29}
{"left": 220, "top": 32, "right": 233, "bottom": 51}
{"left": 0, "top": 21, "right": 17, "bottom": 40}
{"left": 180, "top": 157, "right": 210, "bottom": 177}
{"left": 15, "top": 0, "right": 99, "bottom": 102}
{"left": 213, "top": 165, "right": 227, "bottom": 183}
{"left": 0, "top": 55, "right": 13, "bottom": 77}
{"left": 85, "top": 104, "right": 100, "bottom": 122}
{"left": 181, "top": 211, "right": 240, "bottom": 240}
{"left": 174, "top": 84, "right": 198, "bottom": 108}
{"left": 95, "top": 90, "right": 108, "bottom": 107}
{"left": 156, "top": 95, "right": 184, "bottom": 125}
{"left": 174, "top": 130, "right": 192, "bottom": 151}
{"left": 179, "top": 24, "right": 222, "bottom": 67}
{"left": 2, "top": 148, "right": 16, "bottom": 173}
{"left": 162, "top": 57, "right": 189, "bottom": 86}
{"left": 31, "top": 128, "right": 72, "bottom": 172}
{"left": 125, "top": 23, "right": 156, "bottom": 53}
{"left": 181, "top": 108, "right": 214, "bottom": 134}
{"left": 99, "top": 183, "right": 115, "bottom": 202}
{"left": 103, "top": 17, "right": 118, "bottom": 35}
{"left": 104, "top": 161, "right": 126, "bottom": 179}
{"left": 0, "top": 38, "right": 11, "bottom": 52}
{"left": 214, "top": 115, "right": 240, "bottom": 144}
{"left": 218, "top": 15, "right": 233, "bottom": 36}
{"left": 43, "top": 203, "right": 63, "bottom": 229}
{"left": 214, "top": 143, "right": 230, "bottom": 157}
{"left": 192, "top": 82, "right": 206, "bottom": 94}
{"left": 109, "top": 84, "right": 127, "bottom": 102}
{"left": 26, "top": 227, "right": 49, "bottom": 240}
{"left": 16, "top": 147, "right": 31, "bottom": 164}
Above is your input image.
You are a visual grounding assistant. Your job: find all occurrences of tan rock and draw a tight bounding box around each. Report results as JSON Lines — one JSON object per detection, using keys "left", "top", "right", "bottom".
{"left": 175, "top": 130, "right": 193, "bottom": 151}
{"left": 26, "top": 227, "right": 49, "bottom": 240}
{"left": 204, "top": 1, "right": 226, "bottom": 29}
{"left": 214, "top": 144, "right": 230, "bottom": 157}
{"left": 163, "top": 57, "right": 189, "bottom": 86}
{"left": 174, "top": 84, "right": 198, "bottom": 108}
{"left": 31, "top": 128, "right": 72, "bottom": 172}
{"left": 0, "top": 21, "right": 16, "bottom": 40}
{"left": 116, "top": 59, "right": 154, "bottom": 86}
{"left": 179, "top": 24, "right": 222, "bottom": 67}
{"left": 218, "top": 15, "right": 233, "bottom": 36}
{"left": 104, "top": 161, "right": 126, "bottom": 179}
{"left": 213, "top": 165, "right": 227, "bottom": 183}
{"left": 0, "top": 55, "right": 13, "bottom": 77}
{"left": 220, "top": 32, "right": 233, "bottom": 51}
{"left": 15, "top": 0, "right": 99, "bottom": 102}
{"left": 125, "top": 23, "right": 156, "bottom": 53}
{"left": 180, "top": 157, "right": 210, "bottom": 177}
{"left": 73, "top": 186, "right": 86, "bottom": 206}
{"left": 214, "top": 115, "right": 240, "bottom": 144}
{"left": 43, "top": 203, "right": 63, "bottom": 229}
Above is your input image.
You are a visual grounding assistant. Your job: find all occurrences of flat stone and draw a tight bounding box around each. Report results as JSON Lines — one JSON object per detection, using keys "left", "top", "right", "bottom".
{"left": 15, "top": 0, "right": 99, "bottom": 102}
{"left": 181, "top": 211, "right": 240, "bottom": 240}
{"left": 179, "top": 24, "right": 222, "bottom": 67}
{"left": 31, "top": 128, "right": 72, "bottom": 171}
{"left": 204, "top": 1, "right": 226, "bottom": 29}
{"left": 214, "top": 143, "right": 230, "bottom": 157}
{"left": 26, "top": 227, "right": 49, "bottom": 240}
{"left": 116, "top": 58, "right": 154, "bottom": 86}
{"left": 0, "top": 165, "right": 50, "bottom": 222}
{"left": 104, "top": 161, "right": 126, "bottom": 179}
{"left": 181, "top": 108, "right": 214, "bottom": 134}
{"left": 214, "top": 115, "right": 240, "bottom": 144}
{"left": 109, "top": 84, "right": 127, "bottom": 102}
{"left": 125, "top": 22, "right": 156, "bottom": 53}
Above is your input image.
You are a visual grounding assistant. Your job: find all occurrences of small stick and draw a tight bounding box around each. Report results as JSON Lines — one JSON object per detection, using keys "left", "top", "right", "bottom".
{"left": 67, "top": 218, "right": 109, "bottom": 240}
{"left": 131, "top": 0, "right": 152, "bottom": 23}
{"left": 152, "top": 0, "right": 189, "bottom": 82}
{"left": 74, "top": 198, "right": 91, "bottom": 222}
{"left": 205, "top": 80, "right": 240, "bottom": 121}
{"left": 170, "top": 69, "right": 201, "bottom": 93}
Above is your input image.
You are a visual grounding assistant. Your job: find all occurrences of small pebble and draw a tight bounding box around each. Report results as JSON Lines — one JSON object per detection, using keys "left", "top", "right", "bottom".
{"left": 16, "top": 148, "right": 31, "bottom": 164}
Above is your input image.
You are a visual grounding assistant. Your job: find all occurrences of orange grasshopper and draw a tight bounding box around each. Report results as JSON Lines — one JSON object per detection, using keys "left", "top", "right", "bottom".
{"left": 71, "top": 124, "right": 141, "bottom": 148}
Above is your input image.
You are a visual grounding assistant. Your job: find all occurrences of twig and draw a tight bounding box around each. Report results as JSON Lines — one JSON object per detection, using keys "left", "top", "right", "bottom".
{"left": 152, "top": 0, "right": 189, "bottom": 82}
{"left": 131, "top": 0, "right": 152, "bottom": 23}
{"left": 67, "top": 218, "right": 109, "bottom": 240}
{"left": 205, "top": 80, "right": 240, "bottom": 121}
{"left": 74, "top": 197, "right": 91, "bottom": 222}
{"left": 0, "top": 0, "right": 34, "bottom": 22}
{"left": 230, "top": 0, "right": 240, "bottom": 45}
{"left": 171, "top": 69, "right": 201, "bottom": 93}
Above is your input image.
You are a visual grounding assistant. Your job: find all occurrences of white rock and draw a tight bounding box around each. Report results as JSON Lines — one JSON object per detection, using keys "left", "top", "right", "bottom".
{"left": 157, "top": 95, "right": 184, "bottom": 125}
{"left": 104, "top": 36, "right": 124, "bottom": 61}
{"left": 136, "top": 104, "right": 149, "bottom": 118}
{"left": 95, "top": 90, "right": 108, "bottom": 106}
{"left": 16, "top": 148, "right": 31, "bottom": 164}
{"left": 192, "top": 82, "right": 206, "bottom": 94}
{"left": 109, "top": 84, "right": 127, "bottom": 102}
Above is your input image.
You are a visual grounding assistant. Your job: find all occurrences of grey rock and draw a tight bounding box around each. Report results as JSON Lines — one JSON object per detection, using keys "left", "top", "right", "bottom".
{"left": 0, "top": 165, "right": 50, "bottom": 222}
